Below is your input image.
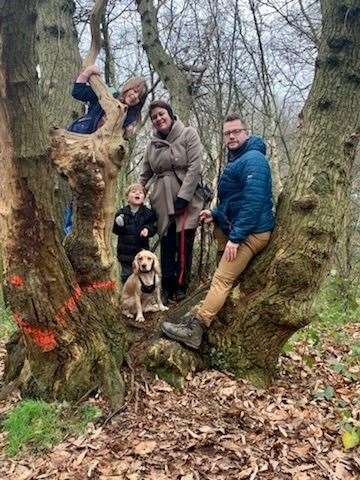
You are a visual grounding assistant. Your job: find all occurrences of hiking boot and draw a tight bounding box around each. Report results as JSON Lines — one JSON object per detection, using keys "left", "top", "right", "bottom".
{"left": 161, "top": 314, "right": 204, "bottom": 349}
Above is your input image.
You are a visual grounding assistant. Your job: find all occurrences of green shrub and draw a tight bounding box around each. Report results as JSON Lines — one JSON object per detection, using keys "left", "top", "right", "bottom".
{"left": 283, "top": 275, "right": 360, "bottom": 352}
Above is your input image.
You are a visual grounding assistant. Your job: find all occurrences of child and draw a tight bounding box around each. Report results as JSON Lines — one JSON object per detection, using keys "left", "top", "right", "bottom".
{"left": 68, "top": 64, "right": 147, "bottom": 137}
{"left": 64, "top": 66, "right": 148, "bottom": 235}
{"left": 113, "top": 183, "right": 157, "bottom": 284}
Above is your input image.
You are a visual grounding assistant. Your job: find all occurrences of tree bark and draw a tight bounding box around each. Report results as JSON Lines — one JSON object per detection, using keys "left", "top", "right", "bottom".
{"left": 135, "top": 0, "right": 193, "bottom": 122}
{"left": 0, "top": 0, "right": 128, "bottom": 407}
{"left": 37, "top": 0, "right": 82, "bottom": 238}
{"left": 145, "top": 0, "right": 360, "bottom": 386}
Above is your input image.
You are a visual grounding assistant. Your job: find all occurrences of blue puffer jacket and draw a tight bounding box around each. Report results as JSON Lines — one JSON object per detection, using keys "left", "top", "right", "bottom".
{"left": 68, "top": 83, "right": 145, "bottom": 133}
{"left": 212, "top": 135, "right": 274, "bottom": 243}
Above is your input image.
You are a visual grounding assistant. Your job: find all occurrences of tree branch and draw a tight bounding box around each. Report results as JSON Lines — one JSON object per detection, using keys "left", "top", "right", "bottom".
{"left": 83, "top": 0, "right": 108, "bottom": 67}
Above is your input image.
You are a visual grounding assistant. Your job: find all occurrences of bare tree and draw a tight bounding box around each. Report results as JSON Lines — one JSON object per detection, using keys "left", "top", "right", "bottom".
{"left": 0, "top": 0, "right": 127, "bottom": 407}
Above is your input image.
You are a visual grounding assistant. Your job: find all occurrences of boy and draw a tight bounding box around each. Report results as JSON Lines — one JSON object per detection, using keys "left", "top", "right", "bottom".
{"left": 68, "top": 64, "right": 147, "bottom": 137}
{"left": 113, "top": 183, "right": 157, "bottom": 284}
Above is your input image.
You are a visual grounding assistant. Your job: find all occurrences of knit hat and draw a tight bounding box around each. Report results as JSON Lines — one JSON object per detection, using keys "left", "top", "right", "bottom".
{"left": 149, "top": 100, "right": 177, "bottom": 121}
{"left": 120, "top": 76, "right": 147, "bottom": 101}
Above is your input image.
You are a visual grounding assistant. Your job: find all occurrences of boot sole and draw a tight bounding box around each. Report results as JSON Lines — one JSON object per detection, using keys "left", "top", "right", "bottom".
{"left": 160, "top": 325, "right": 201, "bottom": 350}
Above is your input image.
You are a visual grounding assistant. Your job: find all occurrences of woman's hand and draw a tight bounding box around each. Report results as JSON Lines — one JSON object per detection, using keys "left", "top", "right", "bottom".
{"left": 199, "top": 209, "right": 213, "bottom": 224}
{"left": 224, "top": 240, "right": 239, "bottom": 262}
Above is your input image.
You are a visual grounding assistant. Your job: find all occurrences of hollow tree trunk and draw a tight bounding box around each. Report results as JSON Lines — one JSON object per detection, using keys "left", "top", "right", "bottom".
{"left": 135, "top": 0, "right": 193, "bottom": 122}
{"left": 145, "top": 0, "right": 360, "bottom": 386}
{"left": 0, "top": 0, "right": 127, "bottom": 407}
{"left": 37, "top": 0, "right": 82, "bottom": 237}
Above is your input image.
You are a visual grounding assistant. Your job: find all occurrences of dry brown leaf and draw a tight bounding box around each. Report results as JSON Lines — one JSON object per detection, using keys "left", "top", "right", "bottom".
{"left": 292, "top": 472, "right": 310, "bottom": 480}
{"left": 87, "top": 460, "right": 99, "bottom": 478}
{"left": 134, "top": 440, "right": 157, "bottom": 455}
{"left": 73, "top": 448, "right": 88, "bottom": 467}
{"left": 219, "top": 385, "right": 237, "bottom": 398}
{"left": 237, "top": 467, "right": 253, "bottom": 478}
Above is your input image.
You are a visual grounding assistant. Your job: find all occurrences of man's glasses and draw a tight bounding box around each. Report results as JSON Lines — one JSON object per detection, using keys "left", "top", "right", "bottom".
{"left": 224, "top": 128, "right": 247, "bottom": 137}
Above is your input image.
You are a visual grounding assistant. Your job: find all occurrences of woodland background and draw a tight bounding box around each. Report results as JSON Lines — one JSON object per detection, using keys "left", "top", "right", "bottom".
{"left": 0, "top": 0, "right": 359, "bottom": 478}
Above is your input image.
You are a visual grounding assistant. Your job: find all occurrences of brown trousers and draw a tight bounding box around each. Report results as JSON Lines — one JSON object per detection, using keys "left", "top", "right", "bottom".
{"left": 195, "top": 228, "right": 271, "bottom": 327}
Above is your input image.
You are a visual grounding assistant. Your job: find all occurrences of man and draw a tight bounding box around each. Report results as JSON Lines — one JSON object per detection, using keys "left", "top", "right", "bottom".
{"left": 161, "top": 113, "right": 275, "bottom": 348}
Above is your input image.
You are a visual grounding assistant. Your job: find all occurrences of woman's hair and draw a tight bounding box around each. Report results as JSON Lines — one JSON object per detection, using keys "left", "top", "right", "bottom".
{"left": 125, "top": 183, "right": 146, "bottom": 198}
{"left": 149, "top": 100, "right": 177, "bottom": 121}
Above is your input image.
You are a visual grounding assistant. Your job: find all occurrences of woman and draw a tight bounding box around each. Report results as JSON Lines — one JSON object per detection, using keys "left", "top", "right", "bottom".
{"left": 140, "top": 100, "right": 203, "bottom": 303}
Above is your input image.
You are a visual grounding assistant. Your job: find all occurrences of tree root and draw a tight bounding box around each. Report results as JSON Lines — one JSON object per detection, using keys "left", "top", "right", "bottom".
{"left": 143, "top": 338, "right": 205, "bottom": 388}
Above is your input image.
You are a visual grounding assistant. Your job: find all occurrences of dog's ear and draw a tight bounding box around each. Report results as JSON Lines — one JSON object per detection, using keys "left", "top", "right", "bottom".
{"left": 153, "top": 254, "right": 161, "bottom": 276}
{"left": 132, "top": 255, "right": 140, "bottom": 274}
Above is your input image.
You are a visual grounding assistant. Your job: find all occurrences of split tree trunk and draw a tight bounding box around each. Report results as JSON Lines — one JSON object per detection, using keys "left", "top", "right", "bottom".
{"left": 145, "top": 0, "right": 360, "bottom": 386}
{"left": 37, "top": 0, "right": 82, "bottom": 237}
{"left": 0, "top": 0, "right": 128, "bottom": 407}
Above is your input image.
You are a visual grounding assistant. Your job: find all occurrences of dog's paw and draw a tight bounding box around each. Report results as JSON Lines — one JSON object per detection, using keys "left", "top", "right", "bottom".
{"left": 135, "top": 315, "right": 145, "bottom": 323}
{"left": 123, "top": 311, "right": 133, "bottom": 318}
{"left": 159, "top": 305, "right": 169, "bottom": 311}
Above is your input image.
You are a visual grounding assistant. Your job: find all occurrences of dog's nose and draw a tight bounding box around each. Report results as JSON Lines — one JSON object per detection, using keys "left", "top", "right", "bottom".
{"left": 142, "top": 264, "right": 147, "bottom": 269}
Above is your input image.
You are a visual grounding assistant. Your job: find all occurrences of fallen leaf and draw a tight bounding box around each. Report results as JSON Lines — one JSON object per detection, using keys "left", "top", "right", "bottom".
{"left": 134, "top": 440, "right": 157, "bottom": 455}
{"left": 342, "top": 430, "right": 359, "bottom": 450}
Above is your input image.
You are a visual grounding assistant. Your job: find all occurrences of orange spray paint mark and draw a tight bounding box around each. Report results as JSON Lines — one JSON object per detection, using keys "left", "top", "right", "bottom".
{"left": 83, "top": 280, "right": 116, "bottom": 292}
{"left": 54, "top": 281, "right": 115, "bottom": 325}
{"left": 14, "top": 313, "right": 57, "bottom": 352}
{"left": 9, "top": 275, "right": 24, "bottom": 287}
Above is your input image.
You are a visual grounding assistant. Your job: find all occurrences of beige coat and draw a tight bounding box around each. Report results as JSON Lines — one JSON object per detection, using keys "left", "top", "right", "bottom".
{"left": 140, "top": 120, "right": 203, "bottom": 234}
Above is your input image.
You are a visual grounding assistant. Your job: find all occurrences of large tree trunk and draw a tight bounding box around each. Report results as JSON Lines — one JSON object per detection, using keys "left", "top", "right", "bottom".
{"left": 145, "top": 0, "right": 360, "bottom": 386}
{"left": 0, "top": 0, "right": 127, "bottom": 407}
{"left": 135, "top": 0, "right": 193, "bottom": 122}
{"left": 37, "top": 0, "right": 82, "bottom": 237}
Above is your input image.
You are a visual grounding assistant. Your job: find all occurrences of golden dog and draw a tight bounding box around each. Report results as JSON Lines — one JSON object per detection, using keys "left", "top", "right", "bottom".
{"left": 121, "top": 250, "right": 168, "bottom": 322}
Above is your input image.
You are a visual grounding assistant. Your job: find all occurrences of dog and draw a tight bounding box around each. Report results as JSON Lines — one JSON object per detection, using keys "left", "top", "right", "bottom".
{"left": 121, "top": 250, "right": 168, "bottom": 323}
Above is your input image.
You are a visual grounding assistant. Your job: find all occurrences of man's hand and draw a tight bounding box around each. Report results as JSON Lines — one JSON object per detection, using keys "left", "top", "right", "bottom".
{"left": 224, "top": 240, "right": 239, "bottom": 262}
{"left": 199, "top": 209, "right": 213, "bottom": 224}
{"left": 140, "top": 228, "right": 149, "bottom": 237}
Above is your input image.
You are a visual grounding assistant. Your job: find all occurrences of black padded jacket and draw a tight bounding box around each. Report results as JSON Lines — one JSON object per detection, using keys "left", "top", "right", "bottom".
{"left": 112, "top": 205, "right": 157, "bottom": 270}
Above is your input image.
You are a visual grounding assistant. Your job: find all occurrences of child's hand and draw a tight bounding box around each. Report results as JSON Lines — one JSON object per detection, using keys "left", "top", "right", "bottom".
{"left": 124, "top": 124, "right": 136, "bottom": 139}
{"left": 77, "top": 65, "right": 100, "bottom": 83}
{"left": 115, "top": 214, "right": 125, "bottom": 227}
{"left": 140, "top": 228, "right": 148, "bottom": 237}
{"left": 83, "top": 64, "right": 100, "bottom": 77}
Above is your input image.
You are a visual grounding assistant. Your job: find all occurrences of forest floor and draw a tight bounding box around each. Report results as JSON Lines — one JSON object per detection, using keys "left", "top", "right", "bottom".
{"left": 0, "top": 283, "right": 359, "bottom": 480}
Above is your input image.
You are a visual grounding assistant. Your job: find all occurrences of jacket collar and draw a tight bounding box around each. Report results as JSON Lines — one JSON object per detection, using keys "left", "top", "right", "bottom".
{"left": 227, "top": 135, "right": 267, "bottom": 162}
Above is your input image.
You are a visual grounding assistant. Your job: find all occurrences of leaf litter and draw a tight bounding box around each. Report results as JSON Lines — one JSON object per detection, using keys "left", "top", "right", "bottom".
{"left": 0, "top": 321, "right": 358, "bottom": 480}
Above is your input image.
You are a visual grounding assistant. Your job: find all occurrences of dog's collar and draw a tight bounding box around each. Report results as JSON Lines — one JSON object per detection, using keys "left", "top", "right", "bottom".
{"left": 139, "top": 274, "right": 156, "bottom": 294}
